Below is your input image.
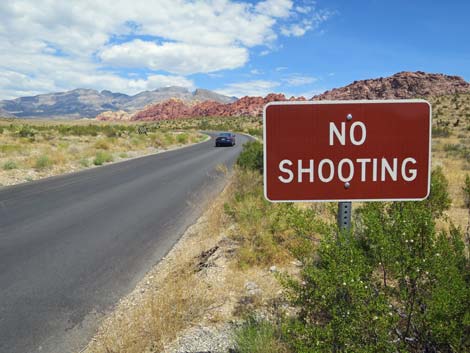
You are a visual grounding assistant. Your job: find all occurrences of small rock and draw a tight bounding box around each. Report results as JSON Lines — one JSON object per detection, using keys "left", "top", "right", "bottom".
{"left": 245, "top": 281, "right": 261, "bottom": 296}
{"left": 269, "top": 265, "right": 278, "bottom": 273}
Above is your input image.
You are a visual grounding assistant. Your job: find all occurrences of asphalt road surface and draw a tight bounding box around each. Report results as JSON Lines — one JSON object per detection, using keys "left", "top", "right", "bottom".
{"left": 0, "top": 133, "right": 250, "bottom": 353}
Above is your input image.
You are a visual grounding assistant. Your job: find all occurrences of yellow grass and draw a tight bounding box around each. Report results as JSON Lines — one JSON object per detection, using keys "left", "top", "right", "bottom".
{"left": 0, "top": 119, "right": 205, "bottom": 187}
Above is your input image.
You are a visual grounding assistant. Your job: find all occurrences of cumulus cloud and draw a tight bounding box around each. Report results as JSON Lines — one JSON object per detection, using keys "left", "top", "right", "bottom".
{"left": 0, "top": 0, "right": 329, "bottom": 99}
{"left": 99, "top": 40, "right": 248, "bottom": 75}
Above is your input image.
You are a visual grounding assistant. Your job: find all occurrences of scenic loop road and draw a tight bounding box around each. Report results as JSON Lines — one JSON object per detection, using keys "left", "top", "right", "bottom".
{"left": 0, "top": 133, "right": 250, "bottom": 353}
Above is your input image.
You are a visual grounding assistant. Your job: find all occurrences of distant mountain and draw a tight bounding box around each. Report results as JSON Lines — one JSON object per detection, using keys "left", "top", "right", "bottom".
{"left": 313, "top": 71, "right": 470, "bottom": 100}
{"left": 0, "top": 87, "right": 235, "bottom": 119}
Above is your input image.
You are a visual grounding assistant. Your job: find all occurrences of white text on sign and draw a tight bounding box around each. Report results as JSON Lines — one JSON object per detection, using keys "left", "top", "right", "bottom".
{"left": 278, "top": 121, "right": 418, "bottom": 184}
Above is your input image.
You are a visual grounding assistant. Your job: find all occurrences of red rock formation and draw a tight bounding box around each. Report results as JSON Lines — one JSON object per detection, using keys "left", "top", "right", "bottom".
{"left": 130, "top": 93, "right": 306, "bottom": 121}
{"left": 131, "top": 99, "right": 192, "bottom": 121}
{"left": 313, "top": 71, "right": 470, "bottom": 100}
{"left": 96, "top": 110, "right": 131, "bottom": 121}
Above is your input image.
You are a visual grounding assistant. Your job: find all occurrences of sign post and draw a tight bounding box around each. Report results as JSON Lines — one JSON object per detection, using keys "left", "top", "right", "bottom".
{"left": 337, "top": 201, "right": 352, "bottom": 231}
{"left": 263, "top": 100, "right": 431, "bottom": 230}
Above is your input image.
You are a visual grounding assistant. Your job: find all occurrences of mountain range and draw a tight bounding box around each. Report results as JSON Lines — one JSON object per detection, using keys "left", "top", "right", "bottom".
{"left": 0, "top": 87, "right": 235, "bottom": 119}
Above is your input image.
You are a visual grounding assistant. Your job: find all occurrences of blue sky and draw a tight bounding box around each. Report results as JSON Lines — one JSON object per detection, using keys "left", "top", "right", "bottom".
{"left": 0, "top": 0, "right": 469, "bottom": 99}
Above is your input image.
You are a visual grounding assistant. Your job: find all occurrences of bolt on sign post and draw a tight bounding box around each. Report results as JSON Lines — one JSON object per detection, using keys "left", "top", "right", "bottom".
{"left": 263, "top": 100, "right": 432, "bottom": 231}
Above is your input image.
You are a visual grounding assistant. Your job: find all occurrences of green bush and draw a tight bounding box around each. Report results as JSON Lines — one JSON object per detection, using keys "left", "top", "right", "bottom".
{"left": 463, "top": 174, "right": 470, "bottom": 209}
{"left": 17, "top": 125, "right": 35, "bottom": 138}
{"left": 3, "top": 160, "right": 17, "bottom": 170}
{"left": 237, "top": 141, "right": 263, "bottom": 173}
{"left": 35, "top": 155, "right": 52, "bottom": 170}
{"left": 248, "top": 128, "right": 263, "bottom": 138}
{"left": 432, "top": 126, "right": 451, "bottom": 138}
{"left": 176, "top": 133, "right": 188, "bottom": 144}
{"left": 93, "top": 151, "right": 113, "bottom": 165}
{"left": 283, "top": 168, "right": 470, "bottom": 353}
{"left": 225, "top": 169, "right": 324, "bottom": 268}
{"left": 235, "top": 318, "right": 290, "bottom": 353}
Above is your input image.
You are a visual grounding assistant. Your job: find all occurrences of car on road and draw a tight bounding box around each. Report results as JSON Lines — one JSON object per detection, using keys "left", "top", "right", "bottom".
{"left": 215, "top": 132, "right": 236, "bottom": 147}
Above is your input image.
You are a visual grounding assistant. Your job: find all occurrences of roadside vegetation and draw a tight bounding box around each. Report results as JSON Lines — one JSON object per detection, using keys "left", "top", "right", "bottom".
{"left": 232, "top": 137, "right": 469, "bottom": 353}
{"left": 83, "top": 94, "right": 470, "bottom": 352}
{"left": 157, "top": 115, "right": 263, "bottom": 139}
{"left": 0, "top": 119, "right": 205, "bottom": 186}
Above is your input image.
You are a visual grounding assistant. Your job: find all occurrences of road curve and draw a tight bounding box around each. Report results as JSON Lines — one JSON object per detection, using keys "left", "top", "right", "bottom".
{"left": 0, "top": 133, "right": 250, "bottom": 353}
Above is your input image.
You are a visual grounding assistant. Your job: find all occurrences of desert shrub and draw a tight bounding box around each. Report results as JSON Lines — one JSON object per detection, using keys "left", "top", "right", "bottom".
{"left": 237, "top": 141, "right": 263, "bottom": 173}
{"left": 283, "top": 168, "right": 470, "bottom": 353}
{"left": 163, "top": 133, "right": 175, "bottom": 145}
{"left": 176, "top": 133, "right": 188, "bottom": 144}
{"left": 225, "top": 168, "right": 323, "bottom": 268}
{"left": 464, "top": 174, "right": 470, "bottom": 209}
{"left": 248, "top": 128, "right": 263, "bottom": 138}
{"left": 103, "top": 126, "right": 118, "bottom": 137}
{"left": 35, "top": 155, "right": 52, "bottom": 170}
{"left": 198, "top": 119, "right": 210, "bottom": 130}
{"left": 3, "top": 160, "right": 17, "bottom": 170}
{"left": 94, "top": 139, "right": 110, "bottom": 150}
{"left": 119, "top": 152, "right": 128, "bottom": 158}
{"left": 235, "top": 318, "right": 290, "bottom": 353}
{"left": 79, "top": 158, "right": 90, "bottom": 167}
{"left": 432, "top": 126, "right": 451, "bottom": 138}
{"left": 17, "top": 125, "right": 35, "bottom": 138}
{"left": 93, "top": 151, "right": 113, "bottom": 165}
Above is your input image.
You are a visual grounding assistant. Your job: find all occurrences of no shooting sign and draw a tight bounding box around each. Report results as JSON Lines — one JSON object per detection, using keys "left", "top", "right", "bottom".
{"left": 264, "top": 100, "right": 431, "bottom": 202}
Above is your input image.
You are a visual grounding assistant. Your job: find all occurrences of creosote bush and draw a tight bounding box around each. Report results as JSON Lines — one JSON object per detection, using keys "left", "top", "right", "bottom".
{"left": 3, "top": 160, "right": 17, "bottom": 170}
{"left": 35, "top": 155, "right": 52, "bottom": 170}
{"left": 283, "top": 167, "right": 470, "bottom": 352}
{"left": 93, "top": 151, "right": 113, "bottom": 165}
{"left": 236, "top": 140, "right": 263, "bottom": 173}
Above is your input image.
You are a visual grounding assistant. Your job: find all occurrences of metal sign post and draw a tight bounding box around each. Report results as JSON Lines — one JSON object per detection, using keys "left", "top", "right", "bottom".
{"left": 337, "top": 201, "right": 352, "bottom": 232}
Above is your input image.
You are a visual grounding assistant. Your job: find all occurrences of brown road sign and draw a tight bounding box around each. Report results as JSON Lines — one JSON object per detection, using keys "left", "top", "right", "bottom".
{"left": 264, "top": 100, "right": 431, "bottom": 202}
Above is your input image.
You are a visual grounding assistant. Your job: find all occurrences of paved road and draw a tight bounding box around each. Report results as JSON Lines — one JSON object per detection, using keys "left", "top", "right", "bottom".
{"left": 0, "top": 133, "right": 249, "bottom": 353}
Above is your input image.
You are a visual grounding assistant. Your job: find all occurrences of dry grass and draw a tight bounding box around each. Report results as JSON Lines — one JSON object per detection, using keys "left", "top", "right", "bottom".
{"left": 428, "top": 94, "right": 470, "bottom": 229}
{"left": 83, "top": 172, "right": 287, "bottom": 353}
{"left": 0, "top": 119, "right": 205, "bottom": 186}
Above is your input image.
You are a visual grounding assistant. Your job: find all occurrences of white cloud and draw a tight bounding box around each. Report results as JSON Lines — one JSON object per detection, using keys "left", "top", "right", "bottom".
{"left": 99, "top": 40, "right": 248, "bottom": 75}
{"left": 0, "top": 0, "right": 329, "bottom": 99}
{"left": 255, "top": 0, "right": 293, "bottom": 18}
{"left": 216, "top": 80, "right": 281, "bottom": 97}
{"left": 0, "top": 48, "right": 193, "bottom": 99}
{"left": 281, "top": 7, "right": 332, "bottom": 37}
{"left": 283, "top": 74, "right": 317, "bottom": 86}
{"left": 281, "top": 23, "right": 310, "bottom": 37}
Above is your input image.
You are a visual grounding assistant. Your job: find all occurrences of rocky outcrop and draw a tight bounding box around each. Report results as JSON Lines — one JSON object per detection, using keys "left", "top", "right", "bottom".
{"left": 130, "top": 93, "right": 306, "bottom": 121}
{"left": 313, "top": 71, "right": 470, "bottom": 100}
{"left": 131, "top": 99, "right": 193, "bottom": 121}
{"left": 95, "top": 110, "right": 131, "bottom": 121}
